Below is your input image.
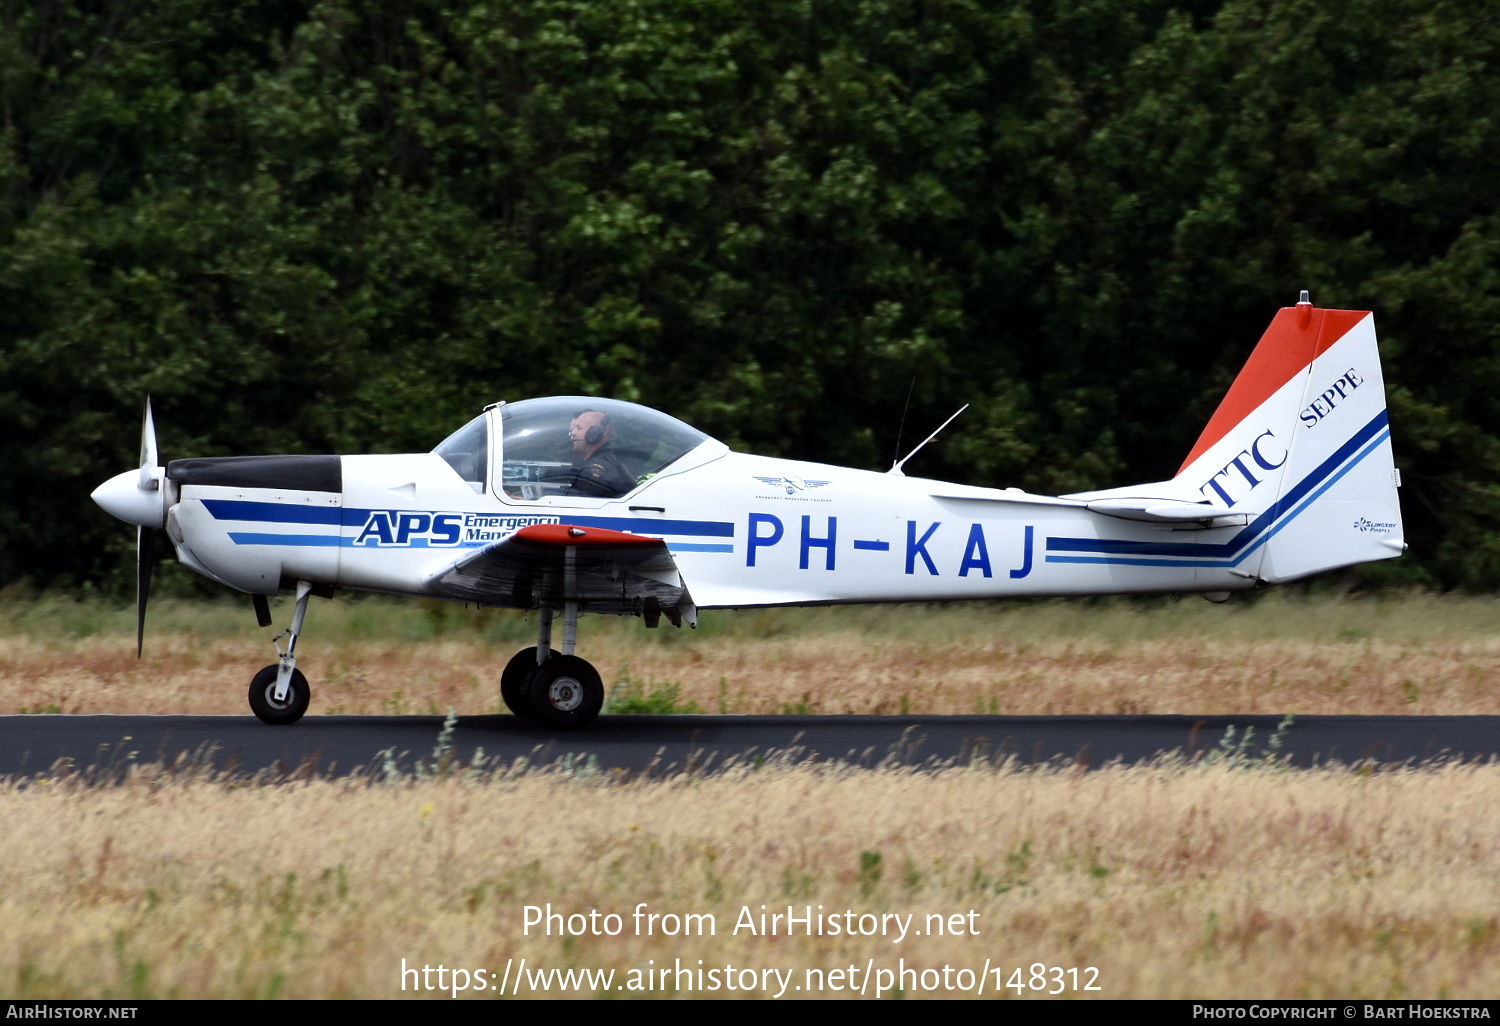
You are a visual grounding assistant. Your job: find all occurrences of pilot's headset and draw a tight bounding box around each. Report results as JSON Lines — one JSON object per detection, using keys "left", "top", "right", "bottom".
{"left": 573, "top": 410, "right": 610, "bottom": 447}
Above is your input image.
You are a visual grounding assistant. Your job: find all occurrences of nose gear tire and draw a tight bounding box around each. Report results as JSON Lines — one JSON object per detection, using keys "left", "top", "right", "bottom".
{"left": 248, "top": 664, "right": 310, "bottom": 725}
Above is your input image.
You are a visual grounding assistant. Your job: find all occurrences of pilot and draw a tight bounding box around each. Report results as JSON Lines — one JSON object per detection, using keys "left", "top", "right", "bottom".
{"left": 566, "top": 409, "right": 636, "bottom": 497}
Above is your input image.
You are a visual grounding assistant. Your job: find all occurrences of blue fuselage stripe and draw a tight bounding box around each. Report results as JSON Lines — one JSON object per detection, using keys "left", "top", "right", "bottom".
{"left": 1044, "top": 412, "right": 1391, "bottom": 567}
{"left": 205, "top": 500, "right": 342, "bottom": 525}
{"left": 228, "top": 532, "right": 342, "bottom": 547}
{"left": 225, "top": 532, "right": 737, "bottom": 554}
{"left": 203, "top": 500, "right": 734, "bottom": 539}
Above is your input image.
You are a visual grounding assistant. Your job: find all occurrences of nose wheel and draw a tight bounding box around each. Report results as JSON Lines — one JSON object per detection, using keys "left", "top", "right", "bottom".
{"left": 249, "top": 665, "right": 310, "bottom": 724}
{"left": 248, "top": 580, "right": 315, "bottom": 725}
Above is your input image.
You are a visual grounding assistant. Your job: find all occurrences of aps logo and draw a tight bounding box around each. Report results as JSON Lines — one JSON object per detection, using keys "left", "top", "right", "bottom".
{"left": 354, "top": 511, "right": 559, "bottom": 547}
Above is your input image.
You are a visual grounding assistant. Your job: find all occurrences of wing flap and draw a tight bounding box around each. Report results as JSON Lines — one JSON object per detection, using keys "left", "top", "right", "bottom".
{"left": 427, "top": 523, "right": 687, "bottom": 613}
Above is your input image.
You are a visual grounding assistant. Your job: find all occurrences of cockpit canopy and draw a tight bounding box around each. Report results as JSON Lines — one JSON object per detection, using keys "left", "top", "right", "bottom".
{"left": 432, "top": 397, "right": 710, "bottom": 500}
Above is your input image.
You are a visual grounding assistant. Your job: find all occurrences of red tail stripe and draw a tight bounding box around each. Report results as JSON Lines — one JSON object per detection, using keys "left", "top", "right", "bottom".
{"left": 1177, "top": 307, "right": 1368, "bottom": 474}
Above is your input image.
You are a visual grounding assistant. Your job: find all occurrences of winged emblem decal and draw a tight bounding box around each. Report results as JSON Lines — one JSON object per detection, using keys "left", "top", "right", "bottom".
{"left": 753, "top": 476, "right": 832, "bottom": 495}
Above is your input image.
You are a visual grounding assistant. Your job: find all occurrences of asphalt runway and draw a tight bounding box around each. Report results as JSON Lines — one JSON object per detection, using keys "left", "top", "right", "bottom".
{"left": 1, "top": 713, "right": 1497, "bottom": 778}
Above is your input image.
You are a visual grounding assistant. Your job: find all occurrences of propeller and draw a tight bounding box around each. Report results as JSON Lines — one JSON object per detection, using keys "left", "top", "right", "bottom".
{"left": 137, "top": 524, "right": 155, "bottom": 658}
{"left": 139, "top": 399, "right": 158, "bottom": 491}
{"left": 91, "top": 398, "right": 173, "bottom": 656}
{"left": 136, "top": 398, "right": 160, "bottom": 658}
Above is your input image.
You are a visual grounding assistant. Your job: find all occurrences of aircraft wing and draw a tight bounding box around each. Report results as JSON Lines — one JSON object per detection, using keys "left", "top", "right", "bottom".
{"left": 427, "top": 523, "right": 691, "bottom": 619}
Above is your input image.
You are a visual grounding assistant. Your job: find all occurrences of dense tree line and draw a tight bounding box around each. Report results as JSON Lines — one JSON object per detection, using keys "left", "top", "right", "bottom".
{"left": 2, "top": 0, "right": 1497, "bottom": 592}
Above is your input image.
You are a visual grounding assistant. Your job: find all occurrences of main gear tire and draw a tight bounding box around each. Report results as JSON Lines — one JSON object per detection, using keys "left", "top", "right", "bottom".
{"left": 501, "top": 647, "right": 542, "bottom": 719}
{"left": 527, "top": 655, "right": 603, "bottom": 731}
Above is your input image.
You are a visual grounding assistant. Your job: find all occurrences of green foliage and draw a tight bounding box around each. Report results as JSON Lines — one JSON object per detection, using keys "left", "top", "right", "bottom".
{"left": 857, "top": 849, "right": 883, "bottom": 898}
{"left": 2, "top": 1, "right": 1499, "bottom": 589}
{"left": 1204, "top": 713, "right": 1297, "bottom": 768}
{"left": 604, "top": 670, "right": 702, "bottom": 714}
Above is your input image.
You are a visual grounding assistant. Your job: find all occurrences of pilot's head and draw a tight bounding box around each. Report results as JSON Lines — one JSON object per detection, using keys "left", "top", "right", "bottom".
{"left": 568, "top": 410, "right": 610, "bottom": 458}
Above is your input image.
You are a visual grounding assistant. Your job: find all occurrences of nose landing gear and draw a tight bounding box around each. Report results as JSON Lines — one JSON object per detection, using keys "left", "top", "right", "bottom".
{"left": 249, "top": 580, "right": 315, "bottom": 725}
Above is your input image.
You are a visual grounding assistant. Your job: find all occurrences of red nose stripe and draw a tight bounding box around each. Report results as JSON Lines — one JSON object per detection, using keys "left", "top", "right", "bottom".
{"left": 514, "top": 524, "right": 663, "bottom": 546}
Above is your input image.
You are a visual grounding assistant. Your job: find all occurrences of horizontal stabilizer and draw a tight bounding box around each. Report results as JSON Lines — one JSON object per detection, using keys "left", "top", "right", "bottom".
{"left": 1084, "top": 497, "right": 1239, "bottom": 523}
{"left": 928, "top": 487, "right": 1078, "bottom": 509}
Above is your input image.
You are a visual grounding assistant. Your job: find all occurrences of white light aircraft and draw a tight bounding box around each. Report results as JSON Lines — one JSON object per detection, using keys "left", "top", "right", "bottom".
{"left": 93, "top": 294, "right": 1404, "bottom": 729}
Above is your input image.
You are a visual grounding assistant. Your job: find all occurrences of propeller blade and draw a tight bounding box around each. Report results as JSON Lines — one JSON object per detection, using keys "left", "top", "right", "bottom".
{"left": 136, "top": 526, "right": 155, "bottom": 659}
{"left": 138, "top": 397, "right": 158, "bottom": 491}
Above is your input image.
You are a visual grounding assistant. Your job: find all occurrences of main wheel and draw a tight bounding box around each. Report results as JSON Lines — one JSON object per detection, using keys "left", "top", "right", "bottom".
{"left": 527, "top": 655, "right": 603, "bottom": 731}
{"left": 248, "top": 664, "right": 310, "bottom": 725}
{"left": 501, "top": 647, "right": 542, "bottom": 719}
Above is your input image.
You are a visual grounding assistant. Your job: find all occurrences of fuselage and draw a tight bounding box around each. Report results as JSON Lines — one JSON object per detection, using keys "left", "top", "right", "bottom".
{"left": 106, "top": 307, "right": 1409, "bottom": 618}
{"left": 159, "top": 438, "right": 1260, "bottom": 610}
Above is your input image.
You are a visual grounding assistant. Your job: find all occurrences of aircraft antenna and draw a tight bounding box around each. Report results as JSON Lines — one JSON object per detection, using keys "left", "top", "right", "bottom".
{"left": 891, "top": 376, "right": 917, "bottom": 469}
{"left": 888, "top": 403, "right": 969, "bottom": 476}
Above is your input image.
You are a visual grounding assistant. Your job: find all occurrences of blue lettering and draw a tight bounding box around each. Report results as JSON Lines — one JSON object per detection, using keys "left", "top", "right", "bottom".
{"left": 747, "top": 513, "right": 784, "bottom": 567}
{"left": 1200, "top": 472, "right": 1236, "bottom": 506}
{"left": 1224, "top": 452, "right": 1261, "bottom": 490}
{"left": 355, "top": 513, "right": 395, "bottom": 546}
{"left": 1201, "top": 434, "right": 1286, "bottom": 507}
{"left": 906, "top": 521, "right": 940, "bottom": 576}
{"left": 432, "top": 513, "right": 462, "bottom": 546}
{"left": 1301, "top": 369, "right": 1363, "bottom": 428}
{"left": 799, "top": 515, "right": 836, "bottom": 571}
{"left": 957, "top": 524, "right": 992, "bottom": 578}
{"left": 395, "top": 513, "right": 432, "bottom": 544}
{"left": 1009, "top": 525, "right": 1034, "bottom": 579}
{"left": 1250, "top": 430, "right": 1286, "bottom": 471}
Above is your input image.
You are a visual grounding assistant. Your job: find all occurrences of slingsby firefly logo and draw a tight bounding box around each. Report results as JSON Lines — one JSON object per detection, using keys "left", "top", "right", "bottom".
{"left": 1353, "top": 517, "right": 1398, "bottom": 534}
{"left": 354, "top": 511, "right": 560, "bottom": 547}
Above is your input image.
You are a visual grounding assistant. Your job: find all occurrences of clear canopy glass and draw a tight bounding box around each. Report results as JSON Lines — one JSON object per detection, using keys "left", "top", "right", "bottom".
{"left": 497, "top": 397, "right": 708, "bottom": 500}
{"left": 432, "top": 412, "right": 489, "bottom": 492}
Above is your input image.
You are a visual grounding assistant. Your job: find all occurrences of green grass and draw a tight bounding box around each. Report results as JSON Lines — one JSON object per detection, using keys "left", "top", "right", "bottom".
{"left": 603, "top": 670, "right": 703, "bottom": 714}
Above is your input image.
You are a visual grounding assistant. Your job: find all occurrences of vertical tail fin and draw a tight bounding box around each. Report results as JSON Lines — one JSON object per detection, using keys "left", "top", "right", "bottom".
{"left": 1174, "top": 296, "right": 1404, "bottom": 581}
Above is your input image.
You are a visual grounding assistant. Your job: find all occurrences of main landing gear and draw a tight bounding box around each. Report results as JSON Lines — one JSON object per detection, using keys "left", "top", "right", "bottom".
{"left": 501, "top": 603, "right": 604, "bottom": 731}
{"left": 249, "top": 580, "right": 314, "bottom": 725}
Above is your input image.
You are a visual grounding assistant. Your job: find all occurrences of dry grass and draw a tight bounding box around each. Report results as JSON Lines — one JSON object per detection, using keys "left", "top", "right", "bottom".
{"left": 3, "top": 590, "right": 1498, "bottom": 716}
{"left": 7, "top": 590, "right": 1500, "bottom": 1000}
{"left": 3, "top": 758, "right": 1499, "bottom": 999}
